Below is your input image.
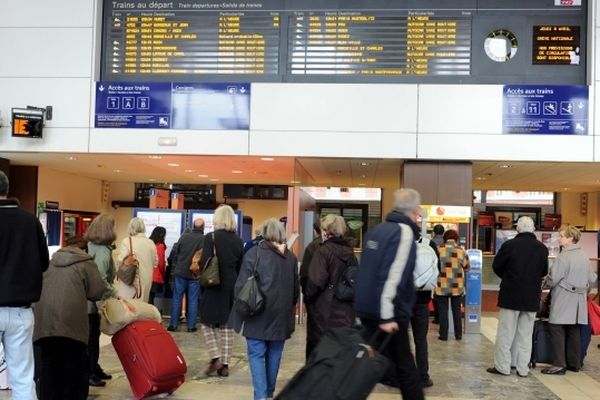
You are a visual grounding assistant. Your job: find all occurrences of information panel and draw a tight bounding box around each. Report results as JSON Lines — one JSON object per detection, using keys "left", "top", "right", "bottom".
{"left": 106, "top": 6, "right": 280, "bottom": 77}
{"left": 288, "top": 11, "right": 471, "bottom": 76}
{"left": 502, "top": 85, "right": 588, "bottom": 135}
{"left": 101, "top": 0, "right": 587, "bottom": 84}
{"left": 532, "top": 25, "right": 580, "bottom": 65}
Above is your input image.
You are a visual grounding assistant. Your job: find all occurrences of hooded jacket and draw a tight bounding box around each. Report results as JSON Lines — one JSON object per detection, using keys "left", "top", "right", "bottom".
{"left": 34, "top": 246, "right": 107, "bottom": 344}
{"left": 354, "top": 211, "right": 417, "bottom": 325}
{"left": 0, "top": 198, "right": 49, "bottom": 307}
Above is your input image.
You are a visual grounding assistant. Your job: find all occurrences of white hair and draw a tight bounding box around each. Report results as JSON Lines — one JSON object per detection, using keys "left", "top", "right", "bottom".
{"left": 393, "top": 188, "right": 421, "bottom": 215}
{"left": 128, "top": 217, "right": 146, "bottom": 236}
{"left": 516, "top": 216, "right": 535, "bottom": 233}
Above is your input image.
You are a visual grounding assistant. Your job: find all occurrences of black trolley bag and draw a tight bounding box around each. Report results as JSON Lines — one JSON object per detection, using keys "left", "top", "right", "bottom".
{"left": 275, "top": 327, "right": 393, "bottom": 400}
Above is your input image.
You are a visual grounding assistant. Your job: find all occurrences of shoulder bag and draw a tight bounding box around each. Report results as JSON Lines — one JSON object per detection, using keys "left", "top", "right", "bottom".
{"left": 199, "top": 233, "right": 221, "bottom": 287}
{"left": 234, "top": 247, "right": 266, "bottom": 317}
{"left": 118, "top": 236, "right": 139, "bottom": 287}
{"left": 189, "top": 248, "right": 203, "bottom": 279}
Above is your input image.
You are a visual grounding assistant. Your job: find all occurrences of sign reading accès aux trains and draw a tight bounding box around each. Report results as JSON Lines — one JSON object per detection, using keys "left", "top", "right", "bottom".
{"left": 502, "top": 85, "right": 588, "bottom": 135}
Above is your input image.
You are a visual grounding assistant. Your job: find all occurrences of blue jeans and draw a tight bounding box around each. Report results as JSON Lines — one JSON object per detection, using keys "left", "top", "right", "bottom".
{"left": 246, "top": 338, "right": 285, "bottom": 400}
{"left": 0, "top": 307, "right": 37, "bottom": 400}
{"left": 170, "top": 276, "right": 201, "bottom": 329}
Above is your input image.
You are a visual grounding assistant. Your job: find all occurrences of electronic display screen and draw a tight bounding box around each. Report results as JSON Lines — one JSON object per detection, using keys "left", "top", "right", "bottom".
{"left": 532, "top": 25, "right": 580, "bottom": 65}
{"left": 101, "top": 0, "right": 587, "bottom": 84}
{"left": 11, "top": 108, "right": 44, "bottom": 138}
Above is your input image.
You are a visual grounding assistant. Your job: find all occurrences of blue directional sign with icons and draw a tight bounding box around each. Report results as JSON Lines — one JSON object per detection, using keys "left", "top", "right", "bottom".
{"left": 503, "top": 85, "right": 588, "bottom": 135}
{"left": 95, "top": 82, "right": 250, "bottom": 129}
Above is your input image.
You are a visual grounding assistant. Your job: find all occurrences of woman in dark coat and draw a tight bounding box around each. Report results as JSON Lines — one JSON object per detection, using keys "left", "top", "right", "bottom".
{"left": 304, "top": 214, "right": 357, "bottom": 359}
{"left": 229, "top": 218, "right": 299, "bottom": 400}
{"left": 199, "top": 205, "right": 244, "bottom": 378}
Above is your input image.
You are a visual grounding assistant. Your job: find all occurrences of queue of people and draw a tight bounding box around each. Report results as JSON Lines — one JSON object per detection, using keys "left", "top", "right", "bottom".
{"left": 1, "top": 165, "right": 599, "bottom": 400}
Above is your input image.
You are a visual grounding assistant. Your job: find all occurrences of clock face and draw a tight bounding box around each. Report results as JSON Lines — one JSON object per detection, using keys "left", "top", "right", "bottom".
{"left": 484, "top": 29, "right": 518, "bottom": 62}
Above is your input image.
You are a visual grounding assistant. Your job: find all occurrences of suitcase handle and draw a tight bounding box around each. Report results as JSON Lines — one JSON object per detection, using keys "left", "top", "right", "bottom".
{"left": 367, "top": 329, "right": 395, "bottom": 352}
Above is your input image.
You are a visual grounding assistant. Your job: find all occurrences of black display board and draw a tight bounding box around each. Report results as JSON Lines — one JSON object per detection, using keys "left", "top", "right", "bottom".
{"left": 101, "top": 0, "right": 587, "bottom": 84}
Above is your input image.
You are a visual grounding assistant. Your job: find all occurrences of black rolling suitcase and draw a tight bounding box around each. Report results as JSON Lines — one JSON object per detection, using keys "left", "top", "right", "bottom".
{"left": 531, "top": 319, "right": 554, "bottom": 368}
{"left": 275, "top": 327, "right": 392, "bottom": 400}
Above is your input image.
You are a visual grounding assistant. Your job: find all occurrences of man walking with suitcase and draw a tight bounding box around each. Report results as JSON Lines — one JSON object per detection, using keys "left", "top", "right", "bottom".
{"left": 0, "top": 170, "right": 49, "bottom": 399}
{"left": 354, "top": 188, "right": 424, "bottom": 400}
{"left": 486, "top": 216, "right": 548, "bottom": 378}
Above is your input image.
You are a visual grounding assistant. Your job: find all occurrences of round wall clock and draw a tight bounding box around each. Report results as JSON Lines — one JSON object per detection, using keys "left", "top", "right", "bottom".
{"left": 484, "top": 29, "right": 518, "bottom": 62}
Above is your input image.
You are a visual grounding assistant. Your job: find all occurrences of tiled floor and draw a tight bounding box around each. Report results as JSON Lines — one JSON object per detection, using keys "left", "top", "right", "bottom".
{"left": 3, "top": 314, "right": 600, "bottom": 399}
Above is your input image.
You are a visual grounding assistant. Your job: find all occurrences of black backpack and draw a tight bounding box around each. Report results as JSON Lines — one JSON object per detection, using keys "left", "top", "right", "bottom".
{"left": 334, "top": 257, "right": 359, "bottom": 302}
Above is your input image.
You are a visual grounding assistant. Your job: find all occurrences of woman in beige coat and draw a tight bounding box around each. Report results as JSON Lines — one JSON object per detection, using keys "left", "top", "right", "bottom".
{"left": 116, "top": 218, "right": 158, "bottom": 303}
{"left": 542, "top": 224, "right": 597, "bottom": 375}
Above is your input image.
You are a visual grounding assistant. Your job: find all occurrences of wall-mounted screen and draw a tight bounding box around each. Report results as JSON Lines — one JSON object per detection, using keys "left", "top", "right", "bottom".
{"left": 189, "top": 209, "right": 243, "bottom": 236}
{"left": 101, "top": 0, "right": 587, "bottom": 84}
{"left": 133, "top": 208, "right": 186, "bottom": 255}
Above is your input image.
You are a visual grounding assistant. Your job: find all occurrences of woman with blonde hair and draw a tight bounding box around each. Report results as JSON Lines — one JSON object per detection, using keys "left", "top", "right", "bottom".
{"left": 542, "top": 224, "right": 597, "bottom": 375}
{"left": 304, "top": 214, "right": 357, "bottom": 359}
{"left": 198, "top": 205, "right": 244, "bottom": 377}
{"left": 116, "top": 217, "right": 158, "bottom": 303}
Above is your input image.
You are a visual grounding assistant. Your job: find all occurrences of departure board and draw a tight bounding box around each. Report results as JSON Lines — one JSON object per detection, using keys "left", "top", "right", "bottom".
{"left": 101, "top": 0, "right": 587, "bottom": 84}
{"left": 288, "top": 11, "right": 471, "bottom": 76}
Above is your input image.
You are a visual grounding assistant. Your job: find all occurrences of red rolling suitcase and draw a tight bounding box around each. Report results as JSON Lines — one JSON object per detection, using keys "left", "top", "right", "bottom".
{"left": 112, "top": 320, "right": 187, "bottom": 399}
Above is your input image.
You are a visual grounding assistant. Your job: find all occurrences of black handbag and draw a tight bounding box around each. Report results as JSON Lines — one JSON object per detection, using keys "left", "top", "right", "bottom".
{"left": 234, "top": 248, "right": 266, "bottom": 317}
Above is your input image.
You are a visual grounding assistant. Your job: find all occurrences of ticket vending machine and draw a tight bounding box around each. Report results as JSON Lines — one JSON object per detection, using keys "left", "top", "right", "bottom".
{"left": 465, "top": 249, "right": 483, "bottom": 335}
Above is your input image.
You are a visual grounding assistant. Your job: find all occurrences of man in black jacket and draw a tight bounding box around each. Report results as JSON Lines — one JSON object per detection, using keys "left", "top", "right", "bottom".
{"left": 0, "top": 170, "right": 49, "bottom": 399}
{"left": 168, "top": 218, "right": 205, "bottom": 332}
{"left": 486, "top": 216, "right": 548, "bottom": 378}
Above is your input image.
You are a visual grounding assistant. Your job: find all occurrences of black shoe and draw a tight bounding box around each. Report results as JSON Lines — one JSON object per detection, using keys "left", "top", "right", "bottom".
{"left": 187, "top": 327, "right": 197, "bottom": 332}
{"left": 455, "top": 336, "right": 462, "bottom": 341}
{"left": 486, "top": 367, "right": 509, "bottom": 376}
{"left": 541, "top": 367, "right": 566, "bottom": 375}
{"left": 89, "top": 376, "right": 106, "bottom": 387}
{"left": 567, "top": 366, "right": 580, "bottom": 372}
{"left": 422, "top": 378, "right": 433, "bottom": 388}
{"left": 96, "top": 370, "right": 112, "bottom": 380}
{"left": 438, "top": 336, "right": 448, "bottom": 341}
{"left": 167, "top": 325, "right": 176, "bottom": 332}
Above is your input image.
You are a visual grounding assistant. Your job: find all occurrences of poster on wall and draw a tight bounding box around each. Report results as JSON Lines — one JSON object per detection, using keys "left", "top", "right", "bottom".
{"left": 95, "top": 82, "right": 250, "bottom": 129}
{"left": 502, "top": 85, "right": 588, "bottom": 135}
{"left": 189, "top": 209, "right": 242, "bottom": 236}
{"left": 133, "top": 208, "right": 186, "bottom": 255}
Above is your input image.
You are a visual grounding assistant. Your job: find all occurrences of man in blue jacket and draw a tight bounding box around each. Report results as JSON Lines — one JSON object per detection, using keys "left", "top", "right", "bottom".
{"left": 0, "top": 170, "right": 49, "bottom": 400}
{"left": 354, "top": 188, "right": 424, "bottom": 400}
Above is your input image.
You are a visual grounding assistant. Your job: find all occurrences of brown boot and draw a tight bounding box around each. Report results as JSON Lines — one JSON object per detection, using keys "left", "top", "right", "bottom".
{"left": 217, "top": 364, "right": 229, "bottom": 377}
{"left": 205, "top": 359, "right": 222, "bottom": 376}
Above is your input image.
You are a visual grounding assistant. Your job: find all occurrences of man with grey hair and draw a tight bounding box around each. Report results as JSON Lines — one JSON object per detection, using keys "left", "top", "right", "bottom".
{"left": 354, "top": 188, "right": 424, "bottom": 399}
{"left": 0, "top": 170, "right": 49, "bottom": 399}
{"left": 487, "top": 216, "right": 548, "bottom": 378}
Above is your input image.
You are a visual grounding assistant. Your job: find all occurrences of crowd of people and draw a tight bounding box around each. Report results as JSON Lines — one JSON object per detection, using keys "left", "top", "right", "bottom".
{"left": 0, "top": 166, "right": 598, "bottom": 400}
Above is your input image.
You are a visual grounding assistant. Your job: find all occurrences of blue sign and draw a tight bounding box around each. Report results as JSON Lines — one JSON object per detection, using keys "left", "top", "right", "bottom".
{"left": 95, "top": 82, "right": 250, "bottom": 129}
{"left": 466, "top": 271, "right": 482, "bottom": 306}
{"left": 503, "top": 85, "right": 588, "bottom": 135}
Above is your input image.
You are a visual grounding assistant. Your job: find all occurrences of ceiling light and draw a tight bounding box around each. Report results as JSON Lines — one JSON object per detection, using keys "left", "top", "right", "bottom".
{"left": 232, "top": 170, "right": 243, "bottom": 174}
{"left": 167, "top": 163, "right": 180, "bottom": 167}
{"left": 562, "top": 187, "right": 570, "bottom": 191}
{"left": 198, "top": 174, "right": 208, "bottom": 178}
{"left": 476, "top": 176, "right": 486, "bottom": 181}
{"left": 113, "top": 169, "right": 122, "bottom": 173}
{"left": 290, "top": 180, "right": 301, "bottom": 184}
{"left": 358, "top": 183, "right": 366, "bottom": 186}
{"left": 360, "top": 174, "right": 366, "bottom": 178}
{"left": 260, "top": 157, "right": 274, "bottom": 161}
{"left": 184, "top": 169, "right": 195, "bottom": 173}
{"left": 360, "top": 162, "right": 369, "bottom": 166}
{"left": 65, "top": 156, "right": 77, "bottom": 161}
{"left": 499, "top": 164, "right": 512, "bottom": 168}
{"left": 149, "top": 178, "right": 157, "bottom": 182}
{"left": 148, "top": 155, "right": 162, "bottom": 159}
{"left": 210, "top": 178, "right": 219, "bottom": 182}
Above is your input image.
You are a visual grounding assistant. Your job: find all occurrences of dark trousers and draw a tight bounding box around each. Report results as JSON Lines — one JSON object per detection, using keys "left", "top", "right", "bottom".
{"left": 435, "top": 295, "right": 462, "bottom": 339}
{"left": 88, "top": 313, "right": 102, "bottom": 376}
{"left": 38, "top": 337, "right": 88, "bottom": 400}
{"left": 362, "top": 319, "right": 424, "bottom": 400}
{"left": 410, "top": 303, "right": 430, "bottom": 382}
{"left": 581, "top": 323, "right": 591, "bottom": 365}
{"left": 548, "top": 323, "right": 581, "bottom": 368}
